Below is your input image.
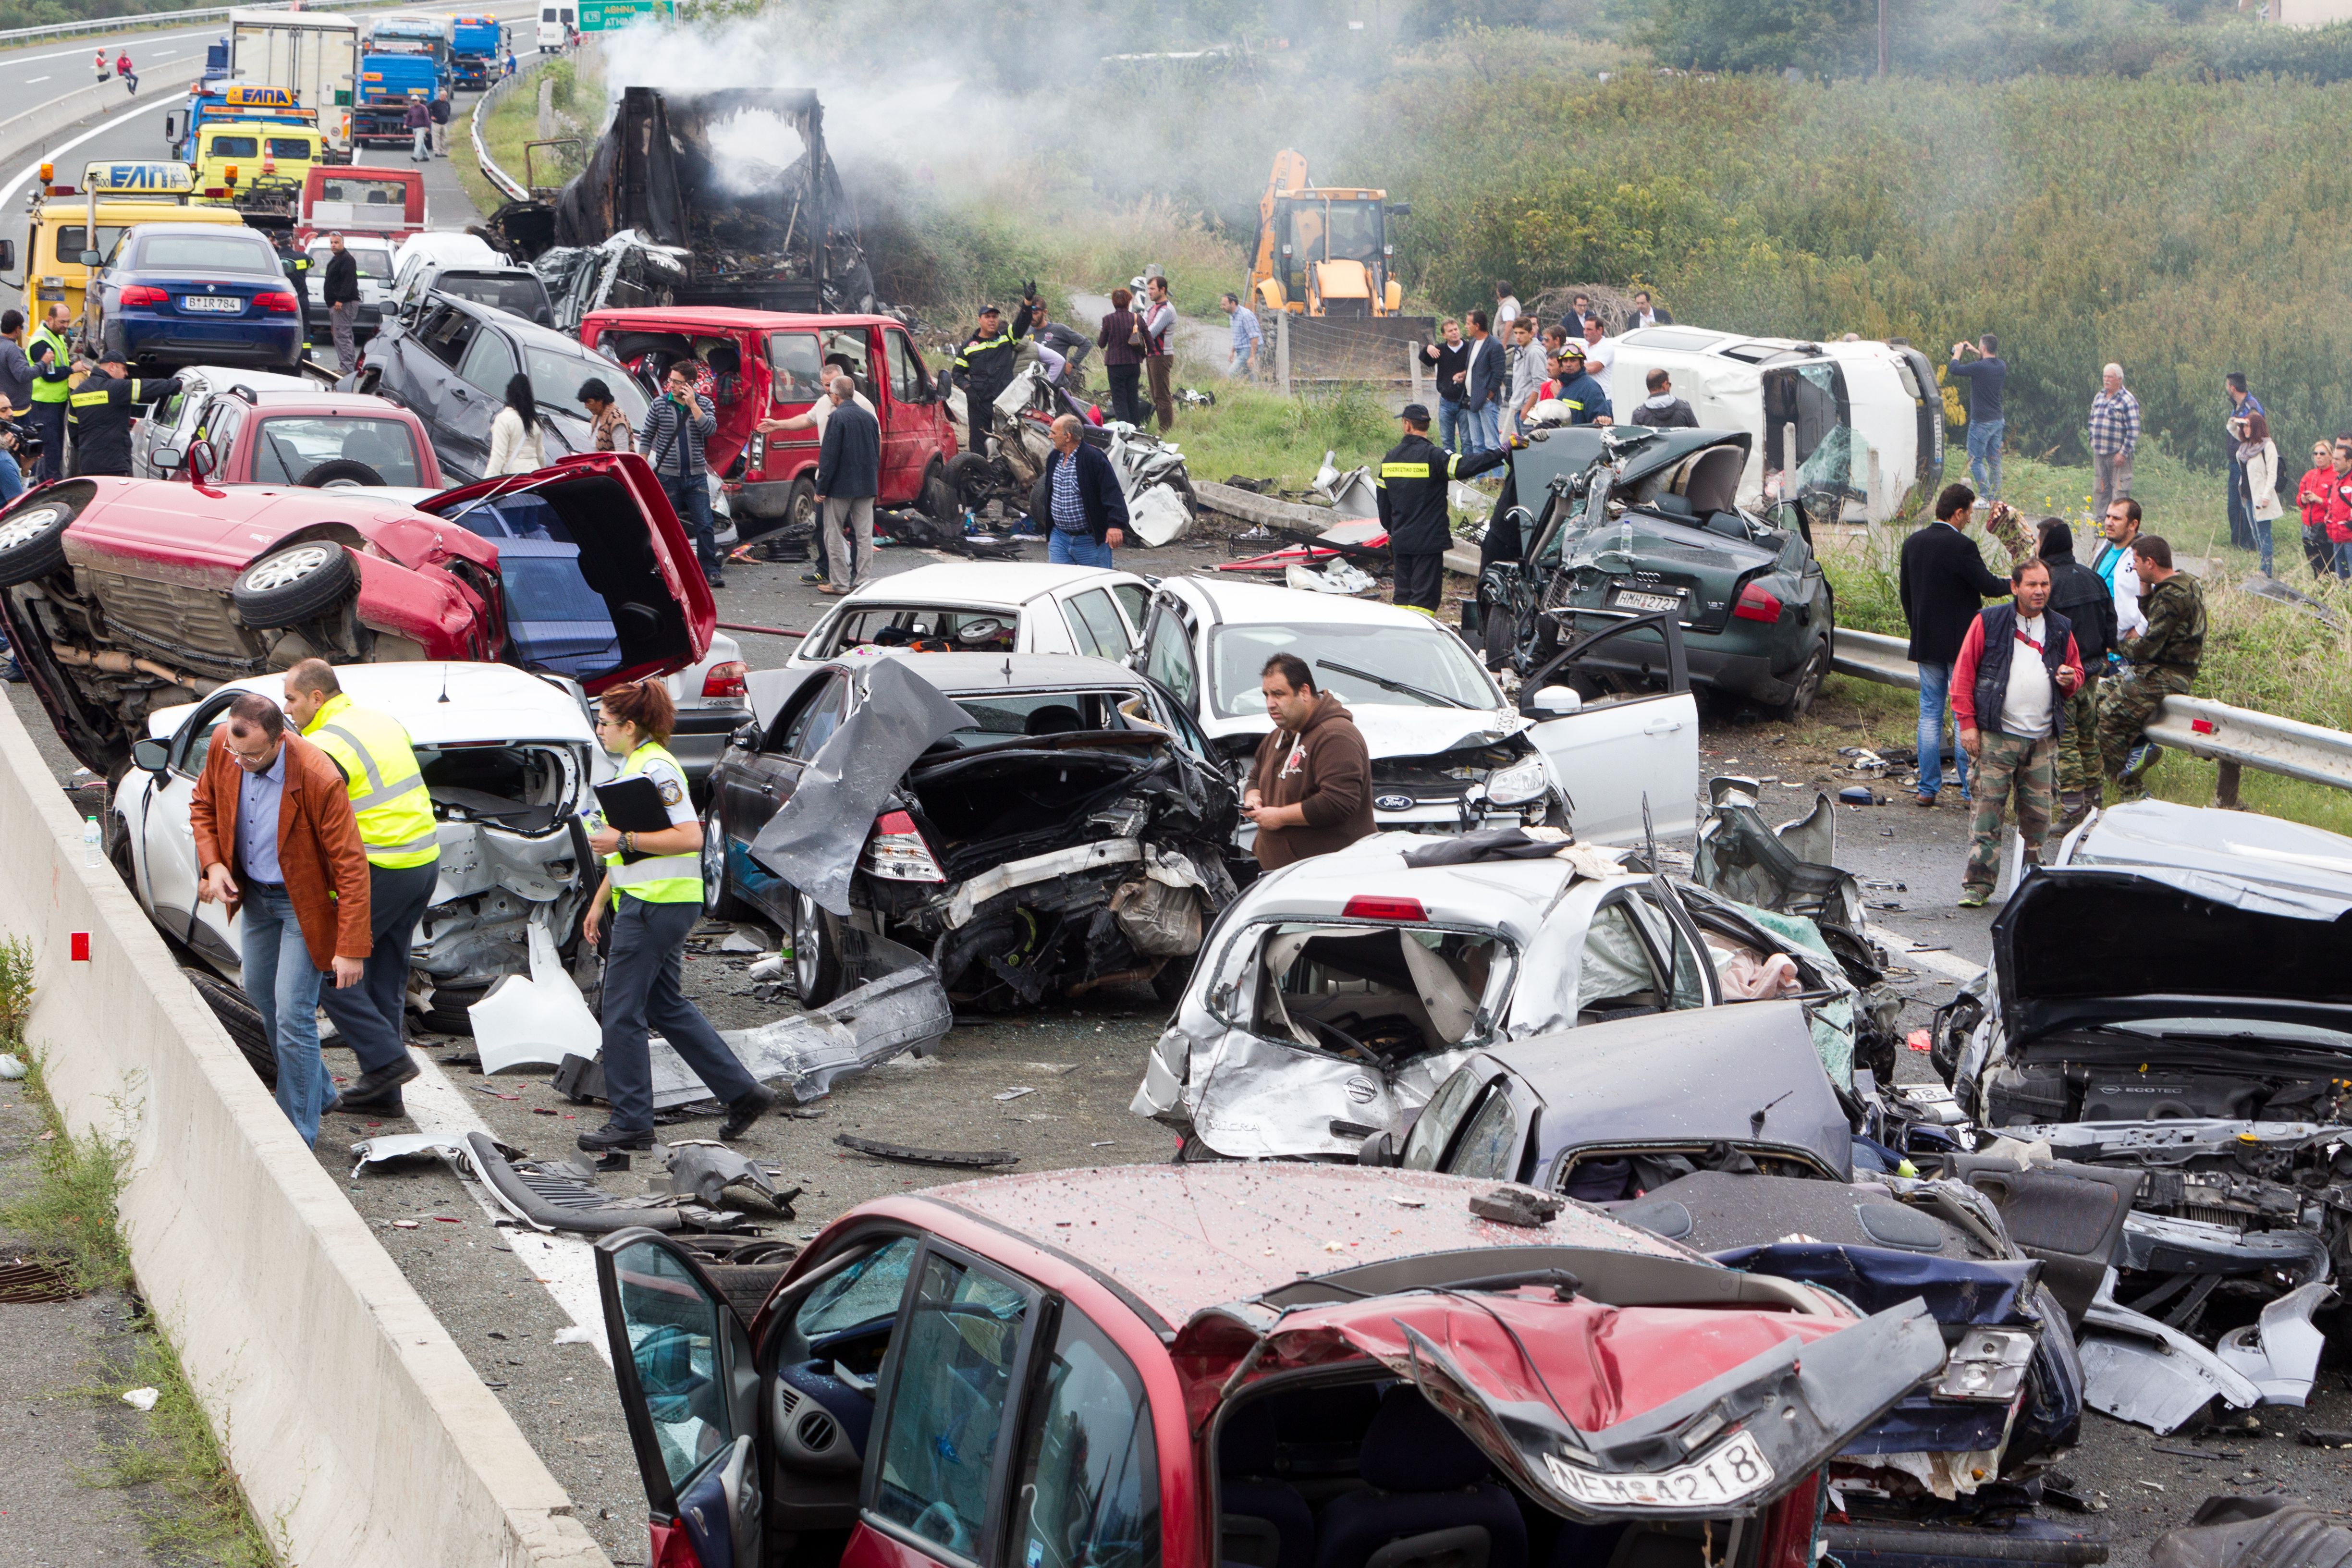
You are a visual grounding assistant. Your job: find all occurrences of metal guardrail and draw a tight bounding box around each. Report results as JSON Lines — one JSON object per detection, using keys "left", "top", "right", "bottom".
{"left": 1830, "top": 625, "right": 2352, "bottom": 805}
{"left": 470, "top": 66, "right": 529, "bottom": 202}
{"left": 0, "top": 0, "right": 411, "bottom": 49}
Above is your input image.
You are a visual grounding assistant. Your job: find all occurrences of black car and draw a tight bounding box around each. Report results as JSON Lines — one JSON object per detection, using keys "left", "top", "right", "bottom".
{"left": 343, "top": 294, "right": 645, "bottom": 483}
{"left": 1470, "top": 426, "right": 1836, "bottom": 719}
{"left": 710, "top": 652, "right": 1240, "bottom": 1011}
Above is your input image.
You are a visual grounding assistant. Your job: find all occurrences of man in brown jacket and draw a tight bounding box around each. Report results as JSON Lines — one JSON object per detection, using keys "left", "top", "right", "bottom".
{"left": 190, "top": 692, "right": 371, "bottom": 1146}
{"left": 1244, "top": 654, "right": 1376, "bottom": 870}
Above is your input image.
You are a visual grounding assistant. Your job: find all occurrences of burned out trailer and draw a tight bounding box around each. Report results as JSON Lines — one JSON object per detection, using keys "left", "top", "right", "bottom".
{"left": 488, "top": 86, "right": 877, "bottom": 324}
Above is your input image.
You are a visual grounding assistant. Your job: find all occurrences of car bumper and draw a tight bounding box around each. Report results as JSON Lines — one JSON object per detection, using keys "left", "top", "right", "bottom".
{"left": 731, "top": 478, "right": 797, "bottom": 521}
{"left": 669, "top": 703, "right": 752, "bottom": 783}
{"left": 113, "top": 317, "right": 301, "bottom": 369}
{"left": 1553, "top": 611, "right": 1798, "bottom": 703}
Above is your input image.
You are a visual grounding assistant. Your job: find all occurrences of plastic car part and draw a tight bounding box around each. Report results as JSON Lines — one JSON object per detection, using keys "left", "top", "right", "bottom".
{"left": 2211, "top": 1282, "right": 2335, "bottom": 1406}
{"left": 1468, "top": 1187, "right": 1562, "bottom": 1227}
{"left": 2149, "top": 1495, "right": 2352, "bottom": 1568}
{"left": 468, "top": 917, "right": 598, "bottom": 1074}
{"left": 348, "top": 1130, "right": 519, "bottom": 1180}
{"left": 462, "top": 1131, "right": 683, "bottom": 1235}
{"left": 832, "top": 1133, "right": 1016, "bottom": 1169}
{"left": 2077, "top": 1274, "right": 2260, "bottom": 1434}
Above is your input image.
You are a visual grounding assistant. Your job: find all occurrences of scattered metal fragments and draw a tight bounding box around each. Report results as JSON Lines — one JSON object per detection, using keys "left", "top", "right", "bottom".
{"left": 348, "top": 1130, "right": 521, "bottom": 1181}
{"left": 1468, "top": 1187, "right": 1561, "bottom": 1227}
{"left": 660, "top": 1140, "right": 799, "bottom": 1218}
{"left": 833, "top": 1133, "right": 1017, "bottom": 1169}
{"left": 2148, "top": 1495, "right": 2352, "bottom": 1568}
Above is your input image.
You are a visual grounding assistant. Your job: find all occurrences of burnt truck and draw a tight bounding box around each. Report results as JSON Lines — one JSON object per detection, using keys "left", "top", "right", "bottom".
{"left": 486, "top": 86, "right": 877, "bottom": 330}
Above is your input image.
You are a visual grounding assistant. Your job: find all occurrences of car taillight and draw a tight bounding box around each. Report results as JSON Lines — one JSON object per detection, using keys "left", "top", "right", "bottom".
{"left": 699, "top": 660, "right": 746, "bottom": 700}
{"left": 1733, "top": 581, "right": 1784, "bottom": 622}
{"left": 118, "top": 285, "right": 169, "bottom": 307}
{"left": 1342, "top": 895, "right": 1426, "bottom": 921}
{"left": 255, "top": 292, "right": 300, "bottom": 314}
{"left": 863, "top": 810, "right": 944, "bottom": 882}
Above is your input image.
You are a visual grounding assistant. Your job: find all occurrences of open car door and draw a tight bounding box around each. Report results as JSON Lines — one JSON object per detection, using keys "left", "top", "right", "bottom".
{"left": 420, "top": 452, "right": 716, "bottom": 692}
{"left": 1521, "top": 612, "right": 1699, "bottom": 845}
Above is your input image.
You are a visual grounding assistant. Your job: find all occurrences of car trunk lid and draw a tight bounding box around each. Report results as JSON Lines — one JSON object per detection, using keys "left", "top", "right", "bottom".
{"left": 419, "top": 453, "right": 713, "bottom": 691}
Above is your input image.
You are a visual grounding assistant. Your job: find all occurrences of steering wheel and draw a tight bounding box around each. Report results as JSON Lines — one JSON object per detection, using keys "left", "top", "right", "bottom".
{"left": 1298, "top": 1013, "right": 1372, "bottom": 1061}
{"left": 912, "top": 1502, "right": 974, "bottom": 1556}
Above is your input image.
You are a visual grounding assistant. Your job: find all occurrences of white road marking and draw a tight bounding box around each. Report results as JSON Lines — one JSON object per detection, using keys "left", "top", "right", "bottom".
{"left": 22, "top": 75, "right": 48, "bottom": 83}
{"left": 0, "top": 95, "right": 174, "bottom": 214}
{"left": 0, "top": 30, "right": 215, "bottom": 69}
{"left": 1868, "top": 923, "right": 1984, "bottom": 984}
{"left": 391, "top": 1054, "right": 614, "bottom": 1368}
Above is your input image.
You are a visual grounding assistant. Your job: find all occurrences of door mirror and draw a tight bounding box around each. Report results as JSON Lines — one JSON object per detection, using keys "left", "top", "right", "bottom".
{"left": 154, "top": 443, "right": 186, "bottom": 473}
{"left": 1530, "top": 685, "right": 1582, "bottom": 716}
{"left": 133, "top": 739, "right": 170, "bottom": 774}
{"left": 186, "top": 440, "right": 218, "bottom": 482}
{"left": 164, "top": 113, "right": 179, "bottom": 145}
{"left": 79, "top": 250, "right": 104, "bottom": 268}
{"left": 729, "top": 721, "right": 761, "bottom": 750}
{"left": 0, "top": 240, "right": 13, "bottom": 272}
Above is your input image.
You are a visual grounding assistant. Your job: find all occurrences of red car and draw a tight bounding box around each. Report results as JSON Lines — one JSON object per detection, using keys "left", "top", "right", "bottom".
{"left": 130, "top": 371, "right": 443, "bottom": 489}
{"left": 0, "top": 453, "right": 713, "bottom": 773}
{"left": 594, "top": 1164, "right": 1943, "bottom": 1568}
{"left": 578, "top": 307, "right": 960, "bottom": 533}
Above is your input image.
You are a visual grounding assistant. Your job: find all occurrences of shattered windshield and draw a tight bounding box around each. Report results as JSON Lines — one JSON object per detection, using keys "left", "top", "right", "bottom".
{"left": 933, "top": 689, "right": 1161, "bottom": 748}
{"left": 1209, "top": 624, "right": 1496, "bottom": 718}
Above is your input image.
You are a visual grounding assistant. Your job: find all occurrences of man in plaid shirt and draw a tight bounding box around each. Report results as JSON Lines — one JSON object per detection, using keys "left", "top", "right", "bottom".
{"left": 2088, "top": 363, "right": 2140, "bottom": 520}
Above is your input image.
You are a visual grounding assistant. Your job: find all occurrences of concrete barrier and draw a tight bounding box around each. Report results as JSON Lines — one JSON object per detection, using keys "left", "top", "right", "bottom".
{"left": 0, "top": 58, "right": 207, "bottom": 178}
{"left": 0, "top": 702, "right": 610, "bottom": 1560}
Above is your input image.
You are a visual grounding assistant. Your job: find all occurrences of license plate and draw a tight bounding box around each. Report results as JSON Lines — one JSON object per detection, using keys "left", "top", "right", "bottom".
{"left": 180, "top": 295, "right": 244, "bottom": 313}
{"left": 1611, "top": 589, "right": 1681, "bottom": 613}
{"left": 1541, "top": 1429, "right": 1776, "bottom": 1509}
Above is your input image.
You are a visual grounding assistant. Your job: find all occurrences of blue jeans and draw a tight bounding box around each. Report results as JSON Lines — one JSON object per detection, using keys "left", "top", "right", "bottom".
{"left": 2338, "top": 539, "right": 2352, "bottom": 581}
{"left": 2251, "top": 514, "right": 2274, "bottom": 576}
{"left": 1437, "top": 399, "right": 1469, "bottom": 452}
{"left": 663, "top": 473, "right": 722, "bottom": 584}
{"left": 1048, "top": 528, "right": 1113, "bottom": 568}
{"left": 1469, "top": 401, "right": 1501, "bottom": 454}
{"left": 1965, "top": 419, "right": 2004, "bottom": 500}
{"left": 1916, "top": 660, "right": 1970, "bottom": 801}
{"left": 242, "top": 884, "right": 328, "bottom": 1146}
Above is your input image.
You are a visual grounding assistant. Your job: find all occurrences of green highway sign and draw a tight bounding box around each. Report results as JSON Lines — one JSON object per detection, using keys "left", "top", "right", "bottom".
{"left": 579, "top": 0, "right": 673, "bottom": 31}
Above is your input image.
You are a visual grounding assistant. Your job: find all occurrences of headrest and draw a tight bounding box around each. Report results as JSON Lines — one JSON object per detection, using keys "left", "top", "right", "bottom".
{"left": 1360, "top": 1386, "right": 1491, "bottom": 1492}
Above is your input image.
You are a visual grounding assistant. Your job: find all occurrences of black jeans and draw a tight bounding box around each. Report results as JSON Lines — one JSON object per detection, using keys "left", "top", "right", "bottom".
{"left": 598, "top": 895, "right": 757, "bottom": 1132}
{"left": 1393, "top": 551, "right": 1444, "bottom": 613}
{"left": 317, "top": 858, "right": 438, "bottom": 1074}
{"left": 1106, "top": 363, "right": 1143, "bottom": 427}
{"left": 967, "top": 396, "right": 995, "bottom": 461}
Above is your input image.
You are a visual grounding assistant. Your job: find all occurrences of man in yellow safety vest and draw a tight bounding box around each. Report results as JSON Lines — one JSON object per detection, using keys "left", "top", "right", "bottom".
{"left": 283, "top": 659, "right": 440, "bottom": 1116}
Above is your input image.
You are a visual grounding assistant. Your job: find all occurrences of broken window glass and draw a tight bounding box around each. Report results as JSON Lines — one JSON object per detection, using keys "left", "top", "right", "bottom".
{"left": 1010, "top": 1309, "right": 1160, "bottom": 1568}
{"left": 874, "top": 1253, "right": 1030, "bottom": 1557}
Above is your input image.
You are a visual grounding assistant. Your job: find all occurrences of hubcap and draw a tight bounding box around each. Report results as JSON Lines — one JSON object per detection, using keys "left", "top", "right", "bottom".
{"left": 244, "top": 543, "right": 332, "bottom": 590}
{"left": 793, "top": 891, "right": 820, "bottom": 998}
{"left": 700, "top": 810, "right": 725, "bottom": 907}
{"left": 0, "top": 506, "right": 65, "bottom": 551}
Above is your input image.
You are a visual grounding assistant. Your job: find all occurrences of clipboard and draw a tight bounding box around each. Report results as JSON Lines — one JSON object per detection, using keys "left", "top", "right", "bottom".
{"left": 593, "top": 776, "right": 670, "bottom": 864}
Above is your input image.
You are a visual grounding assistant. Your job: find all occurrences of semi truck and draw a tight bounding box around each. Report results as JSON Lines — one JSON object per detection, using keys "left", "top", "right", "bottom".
{"left": 223, "top": 9, "right": 361, "bottom": 159}
{"left": 449, "top": 15, "right": 503, "bottom": 89}
{"left": 352, "top": 18, "right": 453, "bottom": 147}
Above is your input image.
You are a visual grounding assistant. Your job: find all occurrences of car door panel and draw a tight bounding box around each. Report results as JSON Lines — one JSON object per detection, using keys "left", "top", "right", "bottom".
{"left": 149, "top": 699, "right": 241, "bottom": 970}
{"left": 1524, "top": 613, "right": 1699, "bottom": 845}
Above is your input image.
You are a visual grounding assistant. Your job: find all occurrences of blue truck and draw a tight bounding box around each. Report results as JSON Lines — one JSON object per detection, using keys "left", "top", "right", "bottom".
{"left": 449, "top": 15, "right": 503, "bottom": 91}
{"left": 351, "top": 16, "right": 452, "bottom": 147}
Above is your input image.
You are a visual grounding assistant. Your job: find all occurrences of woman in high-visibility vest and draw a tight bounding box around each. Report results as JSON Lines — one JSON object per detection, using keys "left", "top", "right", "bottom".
{"left": 579, "top": 680, "right": 775, "bottom": 1153}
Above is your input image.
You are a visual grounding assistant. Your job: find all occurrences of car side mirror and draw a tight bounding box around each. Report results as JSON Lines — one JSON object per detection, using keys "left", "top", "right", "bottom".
{"left": 1529, "top": 685, "right": 1582, "bottom": 716}
{"left": 154, "top": 443, "right": 186, "bottom": 472}
{"left": 729, "top": 721, "right": 761, "bottom": 749}
{"left": 163, "top": 113, "right": 179, "bottom": 144}
{"left": 79, "top": 250, "right": 103, "bottom": 268}
{"left": 0, "top": 240, "right": 13, "bottom": 272}
{"left": 186, "top": 440, "right": 218, "bottom": 482}
{"left": 132, "top": 739, "right": 170, "bottom": 774}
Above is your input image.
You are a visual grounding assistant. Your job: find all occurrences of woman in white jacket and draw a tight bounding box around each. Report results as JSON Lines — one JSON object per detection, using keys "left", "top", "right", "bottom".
{"left": 486, "top": 373, "right": 544, "bottom": 476}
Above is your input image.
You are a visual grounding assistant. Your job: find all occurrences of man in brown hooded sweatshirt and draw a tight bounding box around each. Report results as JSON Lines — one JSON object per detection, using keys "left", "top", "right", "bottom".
{"left": 1245, "top": 653, "right": 1375, "bottom": 870}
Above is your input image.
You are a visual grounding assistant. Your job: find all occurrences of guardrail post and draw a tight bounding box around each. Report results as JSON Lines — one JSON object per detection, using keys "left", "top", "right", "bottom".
{"left": 2215, "top": 760, "right": 2242, "bottom": 809}
{"left": 1276, "top": 313, "right": 1291, "bottom": 399}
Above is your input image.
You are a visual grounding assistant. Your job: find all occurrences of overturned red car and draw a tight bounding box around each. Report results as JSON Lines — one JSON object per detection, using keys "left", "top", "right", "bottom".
{"left": 0, "top": 452, "right": 713, "bottom": 773}
{"left": 595, "top": 1162, "right": 1947, "bottom": 1568}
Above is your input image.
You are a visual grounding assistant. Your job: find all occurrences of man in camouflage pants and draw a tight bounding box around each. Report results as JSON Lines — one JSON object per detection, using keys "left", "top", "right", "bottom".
{"left": 1952, "top": 558, "right": 2085, "bottom": 907}
{"left": 2096, "top": 534, "right": 2205, "bottom": 798}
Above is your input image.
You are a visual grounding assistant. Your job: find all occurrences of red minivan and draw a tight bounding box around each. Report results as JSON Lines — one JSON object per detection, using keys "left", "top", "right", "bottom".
{"left": 594, "top": 1163, "right": 1946, "bottom": 1568}
{"left": 579, "top": 307, "right": 960, "bottom": 536}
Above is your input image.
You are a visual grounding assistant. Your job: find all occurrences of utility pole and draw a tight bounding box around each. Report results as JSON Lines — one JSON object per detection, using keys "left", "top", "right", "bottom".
{"left": 1878, "top": 0, "right": 1889, "bottom": 77}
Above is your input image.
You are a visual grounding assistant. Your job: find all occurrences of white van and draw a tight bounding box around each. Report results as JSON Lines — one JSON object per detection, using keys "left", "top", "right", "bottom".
{"left": 536, "top": 5, "right": 574, "bottom": 51}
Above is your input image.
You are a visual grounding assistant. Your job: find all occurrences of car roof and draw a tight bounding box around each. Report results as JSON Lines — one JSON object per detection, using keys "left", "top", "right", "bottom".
{"left": 179, "top": 366, "right": 319, "bottom": 395}
{"left": 836, "top": 649, "right": 1146, "bottom": 695}
{"left": 909, "top": 1163, "right": 1690, "bottom": 1328}
{"left": 438, "top": 294, "right": 588, "bottom": 351}
{"left": 1171, "top": 575, "right": 1454, "bottom": 630}
{"left": 584, "top": 306, "right": 906, "bottom": 332}
{"left": 2064, "top": 798, "right": 2352, "bottom": 903}
{"left": 123, "top": 222, "right": 274, "bottom": 244}
{"left": 839, "top": 562, "right": 1135, "bottom": 607}
{"left": 1236, "top": 833, "right": 1623, "bottom": 929}
{"left": 203, "top": 663, "right": 591, "bottom": 746}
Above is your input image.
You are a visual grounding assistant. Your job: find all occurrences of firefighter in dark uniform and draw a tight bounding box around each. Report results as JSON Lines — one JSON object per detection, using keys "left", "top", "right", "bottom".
{"left": 66, "top": 355, "right": 180, "bottom": 478}
{"left": 953, "top": 304, "right": 1016, "bottom": 462}
{"left": 1375, "top": 403, "right": 1517, "bottom": 615}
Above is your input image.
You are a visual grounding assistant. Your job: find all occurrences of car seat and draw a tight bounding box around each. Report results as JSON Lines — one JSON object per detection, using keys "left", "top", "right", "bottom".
{"left": 341, "top": 424, "right": 409, "bottom": 476}
{"left": 1220, "top": 1400, "right": 1315, "bottom": 1568}
{"left": 1314, "top": 1387, "right": 1526, "bottom": 1568}
{"left": 1023, "top": 704, "right": 1083, "bottom": 736}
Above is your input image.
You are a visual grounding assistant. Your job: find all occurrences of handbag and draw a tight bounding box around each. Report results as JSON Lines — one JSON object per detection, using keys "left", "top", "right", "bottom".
{"left": 1126, "top": 312, "right": 1147, "bottom": 353}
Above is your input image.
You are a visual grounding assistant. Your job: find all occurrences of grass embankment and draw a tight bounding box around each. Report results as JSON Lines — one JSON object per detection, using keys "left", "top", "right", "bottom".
{"left": 0, "top": 936, "right": 277, "bottom": 1565}
{"left": 452, "top": 51, "right": 599, "bottom": 226}
{"left": 1818, "top": 449, "right": 2352, "bottom": 835}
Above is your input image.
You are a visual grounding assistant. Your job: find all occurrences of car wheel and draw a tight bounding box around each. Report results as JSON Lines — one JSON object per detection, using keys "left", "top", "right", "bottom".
{"left": 784, "top": 475, "right": 818, "bottom": 533}
{"left": 701, "top": 803, "right": 751, "bottom": 922}
{"left": 184, "top": 968, "right": 278, "bottom": 1089}
{"left": 419, "top": 983, "right": 486, "bottom": 1036}
{"left": 943, "top": 451, "right": 991, "bottom": 510}
{"left": 1481, "top": 598, "right": 1517, "bottom": 671}
{"left": 1774, "top": 637, "right": 1830, "bottom": 722}
{"left": 0, "top": 497, "right": 78, "bottom": 587}
{"left": 233, "top": 540, "right": 356, "bottom": 627}
{"left": 296, "top": 458, "right": 384, "bottom": 489}
{"left": 921, "top": 463, "right": 956, "bottom": 527}
{"left": 790, "top": 887, "right": 845, "bottom": 1007}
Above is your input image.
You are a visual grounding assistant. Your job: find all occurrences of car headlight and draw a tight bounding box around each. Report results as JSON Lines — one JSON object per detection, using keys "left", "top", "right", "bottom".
{"left": 1485, "top": 757, "right": 1548, "bottom": 807}
{"left": 1934, "top": 1327, "right": 2037, "bottom": 1402}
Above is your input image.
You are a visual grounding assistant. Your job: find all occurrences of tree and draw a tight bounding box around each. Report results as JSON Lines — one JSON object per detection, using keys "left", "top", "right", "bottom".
{"left": 1638, "top": 0, "right": 1874, "bottom": 74}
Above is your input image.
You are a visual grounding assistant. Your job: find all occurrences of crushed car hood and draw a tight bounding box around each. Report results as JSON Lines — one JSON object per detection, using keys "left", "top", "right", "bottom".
{"left": 418, "top": 453, "right": 715, "bottom": 690}
{"left": 1507, "top": 1000, "right": 1854, "bottom": 1181}
{"left": 1993, "top": 868, "right": 2352, "bottom": 1048}
{"left": 1185, "top": 1284, "right": 1942, "bottom": 1520}
{"left": 2065, "top": 799, "right": 2352, "bottom": 904}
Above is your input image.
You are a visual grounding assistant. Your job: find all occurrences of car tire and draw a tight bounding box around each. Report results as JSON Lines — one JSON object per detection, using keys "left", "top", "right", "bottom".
{"left": 0, "top": 495, "right": 80, "bottom": 587}
{"left": 184, "top": 967, "right": 279, "bottom": 1089}
{"left": 233, "top": 540, "right": 356, "bottom": 627}
{"left": 943, "top": 451, "right": 991, "bottom": 511}
{"left": 1481, "top": 598, "right": 1517, "bottom": 670}
{"left": 921, "top": 462, "right": 956, "bottom": 527}
{"left": 784, "top": 475, "right": 819, "bottom": 533}
{"left": 790, "top": 887, "right": 845, "bottom": 1007}
{"left": 296, "top": 458, "right": 384, "bottom": 489}
{"left": 701, "top": 803, "right": 752, "bottom": 923}
{"left": 1775, "top": 636, "right": 1830, "bottom": 722}
{"left": 419, "top": 983, "right": 486, "bottom": 1037}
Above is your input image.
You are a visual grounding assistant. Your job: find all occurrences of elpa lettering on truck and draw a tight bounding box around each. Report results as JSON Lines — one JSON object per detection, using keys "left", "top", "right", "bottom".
{"left": 84, "top": 162, "right": 196, "bottom": 197}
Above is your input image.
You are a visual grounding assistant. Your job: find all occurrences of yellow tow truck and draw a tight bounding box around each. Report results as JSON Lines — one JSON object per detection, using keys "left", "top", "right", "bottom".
{"left": 0, "top": 160, "right": 248, "bottom": 328}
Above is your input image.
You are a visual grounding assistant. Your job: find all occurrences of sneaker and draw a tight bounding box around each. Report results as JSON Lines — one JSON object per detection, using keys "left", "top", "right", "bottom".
{"left": 576, "top": 1122, "right": 655, "bottom": 1153}
{"left": 799, "top": 571, "right": 828, "bottom": 586}
{"left": 719, "top": 1084, "right": 778, "bottom": 1141}
{"left": 1958, "top": 888, "right": 1989, "bottom": 909}
{"left": 2121, "top": 741, "right": 2156, "bottom": 782}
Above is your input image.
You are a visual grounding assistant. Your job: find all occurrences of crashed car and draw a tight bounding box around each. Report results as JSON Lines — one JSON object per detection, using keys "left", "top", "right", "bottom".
{"left": 1139, "top": 575, "right": 1700, "bottom": 845}
{"left": 593, "top": 1162, "right": 1950, "bottom": 1568}
{"left": 1132, "top": 830, "right": 1867, "bottom": 1162}
{"left": 1471, "top": 426, "right": 1835, "bottom": 719}
{"left": 1932, "top": 845, "right": 2352, "bottom": 1422}
{"left": 0, "top": 454, "right": 713, "bottom": 776}
{"left": 116, "top": 663, "right": 602, "bottom": 1032}
{"left": 1399, "top": 1002, "right": 2107, "bottom": 1559}
{"left": 130, "top": 372, "right": 441, "bottom": 488}
{"left": 786, "top": 563, "right": 1153, "bottom": 667}
{"left": 708, "top": 652, "right": 1238, "bottom": 1009}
